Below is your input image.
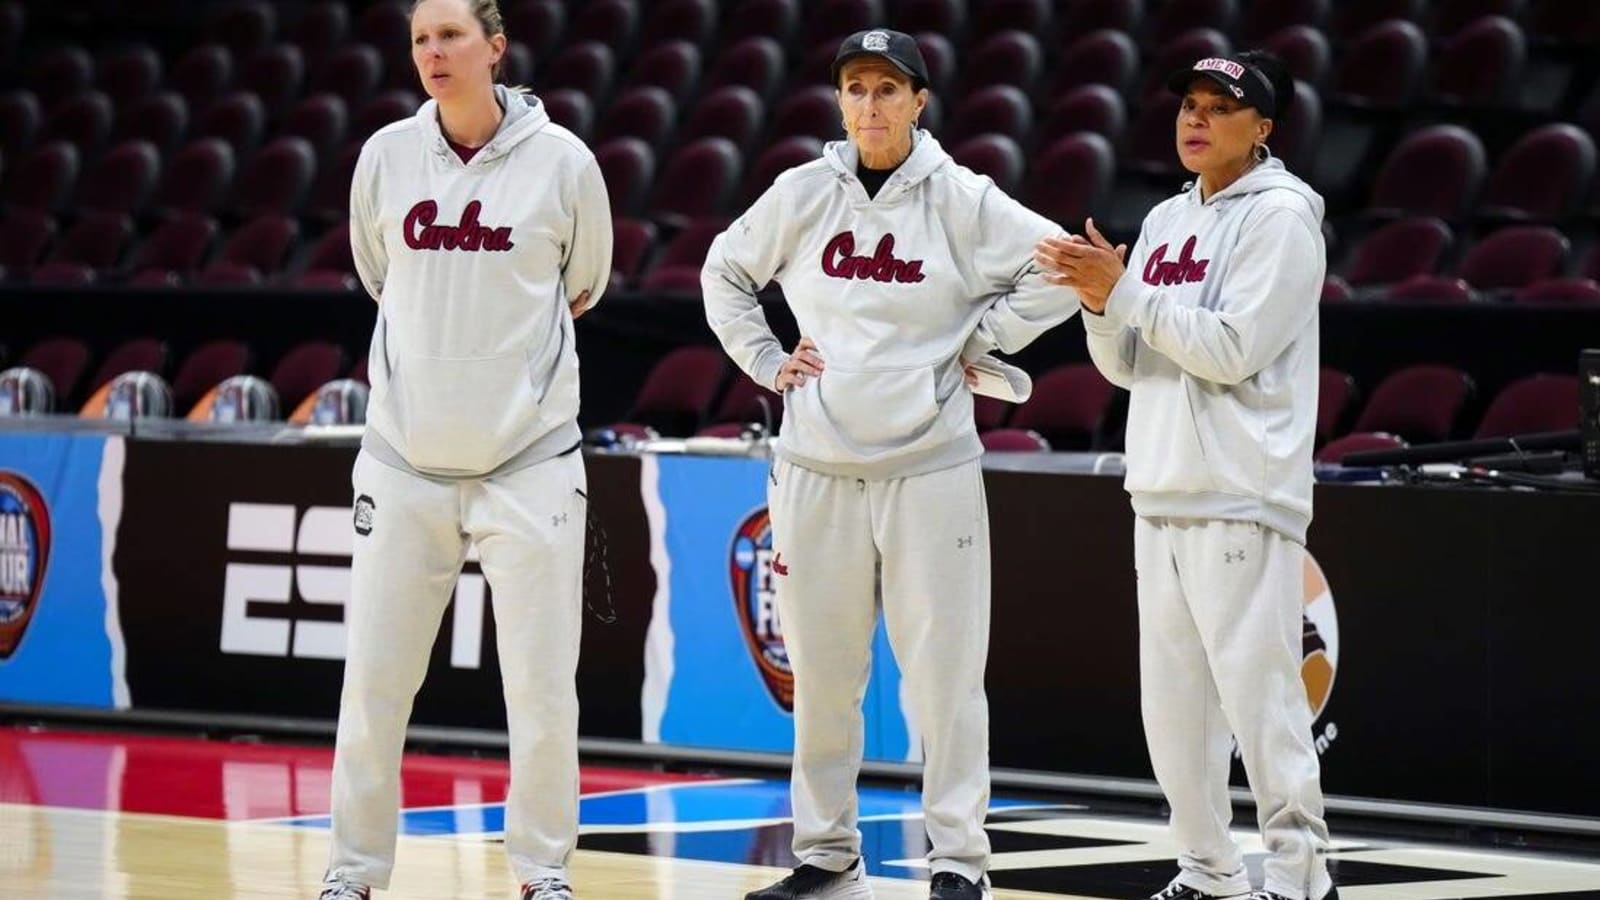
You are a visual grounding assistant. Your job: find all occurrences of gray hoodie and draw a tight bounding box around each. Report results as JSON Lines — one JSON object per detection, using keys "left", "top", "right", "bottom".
{"left": 349, "top": 86, "right": 612, "bottom": 479}
{"left": 701, "top": 130, "right": 1079, "bottom": 480}
{"left": 1083, "top": 158, "right": 1325, "bottom": 543}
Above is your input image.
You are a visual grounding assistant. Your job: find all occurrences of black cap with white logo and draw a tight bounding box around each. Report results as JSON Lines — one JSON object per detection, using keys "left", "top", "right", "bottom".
{"left": 830, "top": 29, "right": 931, "bottom": 90}
{"left": 1167, "top": 55, "right": 1279, "bottom": 118}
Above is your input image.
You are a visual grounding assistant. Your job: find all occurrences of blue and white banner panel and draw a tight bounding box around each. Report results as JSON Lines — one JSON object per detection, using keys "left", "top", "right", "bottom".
{"left": 0, "top": 433, "right": 127, "bottom": 709}
{"left": 640, "top": 455, "right": 913, "bottom": 761}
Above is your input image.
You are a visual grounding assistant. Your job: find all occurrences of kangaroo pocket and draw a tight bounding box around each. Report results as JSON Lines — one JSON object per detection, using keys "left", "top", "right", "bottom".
{"left": 384, "top": 351, "right": 541, "bottom": 473}
{"left": 1125, "top": 374, "right": 1218, "bottom": 494}
{"left": 787, "top": 365, "right": 940, "bottom": 458}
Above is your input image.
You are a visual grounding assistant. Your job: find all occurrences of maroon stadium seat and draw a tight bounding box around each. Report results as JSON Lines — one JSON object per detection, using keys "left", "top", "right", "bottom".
{"left": 981, "top": 428, "right": 1052, "bottom": 452}
{"left": 1315, "top": 431, "right": 1406, "bottom": 464}
{"left": 1010, "top": 364, "right": 1117, "bottom": 451}
{"left": 1341, "top": 218, "right": 1454, "bottom": 288}
{"left": 1353, "top": 365, "right": 1475, "bottom": 442}
{"left": 1473, "top": 374, "right": 1580, "bottom": 438}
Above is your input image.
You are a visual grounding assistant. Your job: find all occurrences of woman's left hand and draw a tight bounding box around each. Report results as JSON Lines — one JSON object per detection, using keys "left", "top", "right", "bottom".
{"left": 1035, "top": 218, "right": 1127, "bottom": 315}
{"left": 569, "top": 290, "right": 592, "bottom": 319}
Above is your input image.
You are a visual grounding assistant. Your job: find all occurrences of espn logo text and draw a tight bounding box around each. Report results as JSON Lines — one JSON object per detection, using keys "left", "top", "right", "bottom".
{"left": 220, "top": 502, "right": 490, "bottom": 667}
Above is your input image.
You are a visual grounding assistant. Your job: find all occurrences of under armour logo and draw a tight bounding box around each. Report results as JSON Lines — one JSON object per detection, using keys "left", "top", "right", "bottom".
{"left": 957, "top": 536, "right": 973, "bottom": 549}
{"left": 353, "top": 495, "right": 375, "bottom": 536}
{"left": 552, "top": 512, "right": 568, "bottom": 526}
{"left": 1225, "top": 549, "right": 1246, "bottom": 564}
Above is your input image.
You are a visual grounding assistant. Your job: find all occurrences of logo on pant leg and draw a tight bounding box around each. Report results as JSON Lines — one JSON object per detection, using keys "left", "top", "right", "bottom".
{"left": 353, "top": 494, "right": 375, "bottom": 536}
{"left": 0, "top": 473, "right": 51, "bottom": 660}
{"left": 729, "top": 507, "right": 793, "bottom": 712}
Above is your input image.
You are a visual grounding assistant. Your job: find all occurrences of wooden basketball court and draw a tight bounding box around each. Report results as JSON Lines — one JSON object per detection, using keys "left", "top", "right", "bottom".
{"left": 6, "top": 725, "right": 1600, "bottom": 899}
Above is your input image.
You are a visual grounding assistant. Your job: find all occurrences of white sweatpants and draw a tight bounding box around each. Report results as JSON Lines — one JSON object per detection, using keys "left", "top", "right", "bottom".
{"left": 768, "top": 457, "right": 992, "bottom": 884}
{"left": 1135, "top": 516, "right": 1331, "bottom": 900}
{"left": 326, "top": 448, "right": 587, "bottom": 889}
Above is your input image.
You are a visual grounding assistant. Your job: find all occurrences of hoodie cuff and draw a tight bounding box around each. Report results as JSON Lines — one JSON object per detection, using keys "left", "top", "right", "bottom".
{"left": 1104, "top": 272, "right": 1149, "bottom": 328}
{"left": 960, "top": 328, "right": 997, "bottom": 365}
{"left": 1081, "top": 303, "right": 1121, "bottom": 335}
{"left": 752, "top": 346, "right": 788, "bottom": 393}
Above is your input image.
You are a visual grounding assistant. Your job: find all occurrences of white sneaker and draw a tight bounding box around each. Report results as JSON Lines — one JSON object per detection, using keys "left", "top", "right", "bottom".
{"left": 521, "top": 877, "right": 576, "bottom": 900}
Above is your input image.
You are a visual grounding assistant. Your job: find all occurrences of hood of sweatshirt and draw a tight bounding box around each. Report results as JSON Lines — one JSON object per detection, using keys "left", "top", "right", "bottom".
{"left": 1185, "top": 156, "right": 1325, "bottom": 222}
{"left": 415, "top": 84, "right": 549, "bottom": 167}
{"left": 821, "top": 129, "right": 951, "bottom": 203}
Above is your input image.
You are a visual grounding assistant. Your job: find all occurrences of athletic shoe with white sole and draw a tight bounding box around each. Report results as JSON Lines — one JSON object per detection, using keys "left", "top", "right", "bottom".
{"left": 745, "top": 858, "right": 874, "bottom": 899}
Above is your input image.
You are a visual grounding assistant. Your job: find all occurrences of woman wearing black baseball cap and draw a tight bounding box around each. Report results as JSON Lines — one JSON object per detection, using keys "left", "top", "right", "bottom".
{"left": 1036, "top": 51, "right": 1338, "bottom": 900}
{"left": 703, "top": 25, "right": 1079, "bottom": 900}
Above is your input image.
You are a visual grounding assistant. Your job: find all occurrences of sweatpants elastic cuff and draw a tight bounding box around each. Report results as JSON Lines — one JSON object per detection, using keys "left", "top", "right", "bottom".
{"left": 1175, "top": 870, "right": 1251, "bottom": 897}
{"left": 930, "top": 860, "right": 987, "bottom": 886}
{"left": 799, "top": 851, "right": 861, "bottom": 874}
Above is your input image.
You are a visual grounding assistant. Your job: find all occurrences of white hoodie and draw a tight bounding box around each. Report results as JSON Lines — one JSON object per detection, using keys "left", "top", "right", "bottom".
{"left": 702, "top": 131, "right": 1079, "bottom": 480}
{"left": 350, "top": 85, "right": 612, "bottom": 478}
{"left": 1083, "top": 158, "right": 1324, "bottom": 543}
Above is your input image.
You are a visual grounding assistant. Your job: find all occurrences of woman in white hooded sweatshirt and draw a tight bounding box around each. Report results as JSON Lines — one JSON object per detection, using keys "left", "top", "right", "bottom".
{"left": 1035, "top": 51, "right": 1336, "bottom": 900}
{"left": 319, "top": 1, "right": 611, "bottom": 899}
{"left": 703, "top": 28, "right": 1078, "bottom": 900}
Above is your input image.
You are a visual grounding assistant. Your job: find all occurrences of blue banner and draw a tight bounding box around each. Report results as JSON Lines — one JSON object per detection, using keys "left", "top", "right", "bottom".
{"left": 642, "top": 455, "right": 912, "bottom": 760}
{"left": 0, "top": 433, "right": 124, "bottom": 709}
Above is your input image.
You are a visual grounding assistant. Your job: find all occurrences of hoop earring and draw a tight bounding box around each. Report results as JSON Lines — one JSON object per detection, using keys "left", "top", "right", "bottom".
{"left": 1254, "top": 143, "right": 1268, "bottom": 162}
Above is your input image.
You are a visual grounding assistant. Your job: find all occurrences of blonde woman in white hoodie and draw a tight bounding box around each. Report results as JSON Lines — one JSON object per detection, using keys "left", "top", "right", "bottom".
{"left": 704, "top": 29, "right": 1079, "bottom": 900}
{"left": 319, "top": 1, "right": 611, "bottom": 899}
{"left": 1035, "top": 51, "right": 1336, "bottom": 900}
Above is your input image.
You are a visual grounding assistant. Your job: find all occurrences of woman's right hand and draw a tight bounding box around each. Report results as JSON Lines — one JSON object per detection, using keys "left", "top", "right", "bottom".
{"left": 774, "top": 337, "right": 825, "bottom": 391}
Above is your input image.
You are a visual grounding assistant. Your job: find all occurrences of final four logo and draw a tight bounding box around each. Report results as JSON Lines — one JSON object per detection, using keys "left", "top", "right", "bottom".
{"left": 729, "top": 507, "right": 793, "bottom": 712}
{"left": 0, "top": 473, "right": 51, "bottom": 660}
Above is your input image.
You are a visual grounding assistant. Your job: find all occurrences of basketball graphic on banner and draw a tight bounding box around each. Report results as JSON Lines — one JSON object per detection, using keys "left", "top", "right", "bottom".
{"left": 1302, "top": 553, "right": 1339, "bottom": 721}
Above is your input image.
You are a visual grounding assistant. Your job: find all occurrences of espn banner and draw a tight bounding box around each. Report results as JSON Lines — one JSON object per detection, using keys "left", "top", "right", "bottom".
{"left": 109, "top": 439, "right": 653, "bottom": 741}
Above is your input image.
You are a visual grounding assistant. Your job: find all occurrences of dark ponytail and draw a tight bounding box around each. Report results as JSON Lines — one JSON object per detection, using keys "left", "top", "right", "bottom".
{"left": 1237, "top": 49, "right": 1295, "bottom": 119}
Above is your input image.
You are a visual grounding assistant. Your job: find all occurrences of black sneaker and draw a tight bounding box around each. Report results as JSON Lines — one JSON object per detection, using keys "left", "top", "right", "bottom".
{"left": 1147, "top": 885, "right": 1235, "bottom": 900}
{"left": 316, "top": 879, "right": 370, "bottom": 900}
{"left": 521, "top": 877, "right": 575, "bottom": 900}
{"left": 745, "top": 858, "right": 873, "bottom": 900}
{"left": 930, "top": 871, "right": 991, "bottom": 899}
{"left": 1246, "top": 890, "right": 1339, "bottom": 900}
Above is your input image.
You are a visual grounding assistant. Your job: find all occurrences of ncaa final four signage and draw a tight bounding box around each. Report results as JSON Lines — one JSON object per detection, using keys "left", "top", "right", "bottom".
{"left": 640, "top": 455, "right": 914, "bottom": 760}
{"left": 0, "top": 433, "right": 128, "bottom": 709}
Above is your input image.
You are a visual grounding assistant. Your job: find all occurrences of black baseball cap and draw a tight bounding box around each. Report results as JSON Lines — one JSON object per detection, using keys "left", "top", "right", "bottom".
{"left": 830, "top": 29, "right": 930, "bottom": 90}
{"left": 1167, "top": 55, "right": 1278, "bottom": 118}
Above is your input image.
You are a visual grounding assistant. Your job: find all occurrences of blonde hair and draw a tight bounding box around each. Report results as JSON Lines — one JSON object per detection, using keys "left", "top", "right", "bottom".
{"left": 410, "top": 0, "right": 512, "bottom": 81}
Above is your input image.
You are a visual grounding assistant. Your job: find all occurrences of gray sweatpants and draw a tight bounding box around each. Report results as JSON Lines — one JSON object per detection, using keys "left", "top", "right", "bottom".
{"left": 326, "top": 449, "right": 587, "bottom": 889}
{"left": 1135, "top": 516, "right": 1331, "bottom": 900}
{"left": 768, "top": 457, "right": 992, "bottom": 884}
